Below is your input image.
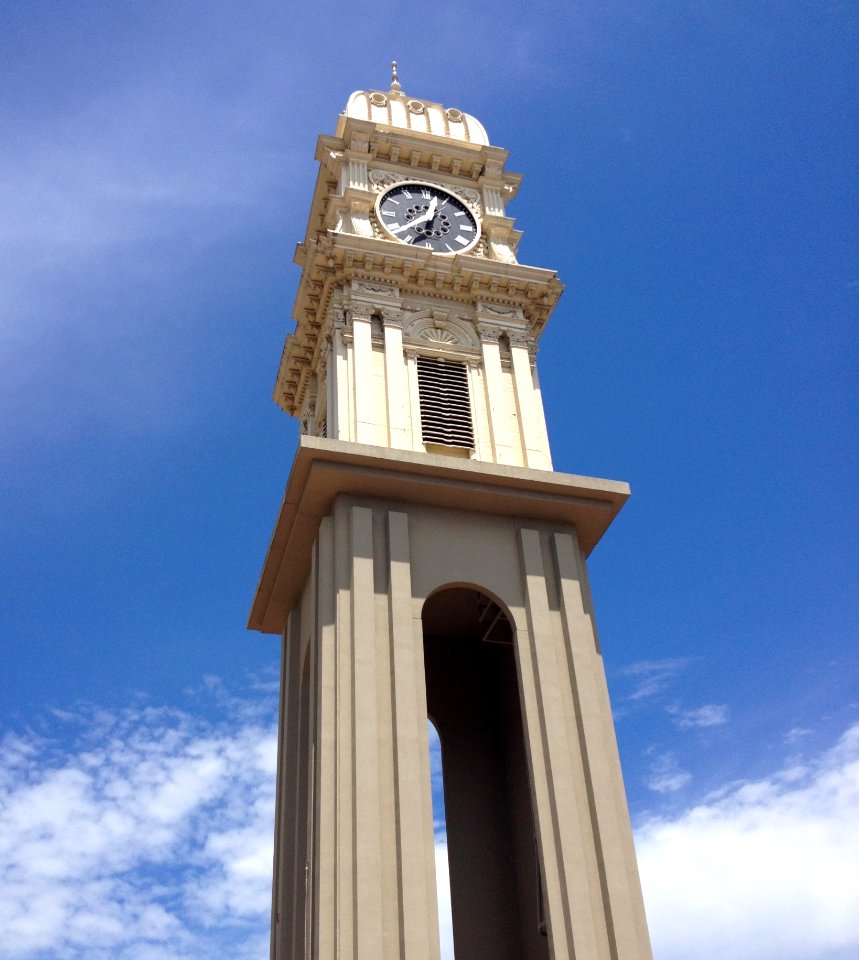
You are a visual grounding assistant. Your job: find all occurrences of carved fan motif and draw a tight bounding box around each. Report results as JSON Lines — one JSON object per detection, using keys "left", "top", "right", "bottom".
{"left": 420, "top": 328, "right": 458, "bottom": 345}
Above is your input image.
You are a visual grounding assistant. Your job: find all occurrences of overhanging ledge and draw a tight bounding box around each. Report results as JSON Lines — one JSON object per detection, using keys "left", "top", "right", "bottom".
{"left": 248, "top": 437, "right": 630, "bottom": 635}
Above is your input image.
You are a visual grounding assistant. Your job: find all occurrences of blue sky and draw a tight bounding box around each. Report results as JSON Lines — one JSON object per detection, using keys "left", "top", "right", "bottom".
{"left": 1, "top": 2, "right": 857, "bottom": 958}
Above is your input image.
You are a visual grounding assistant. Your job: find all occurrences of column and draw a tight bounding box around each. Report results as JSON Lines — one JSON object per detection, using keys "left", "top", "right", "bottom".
{"left": 351, "top": 311, "right": 374, "bottom": 444}
{"left": 332, "top": 315, "right": 352, "bottom": 442}
{"left": 312, "top": 518, "right": 337, "bottom": 959}
{"left": 383, "top": 312, "right": 411, "bottom": 450}
{"left": 387, "top": 511, "right": 441, "bottom": 960}
{"left": 553, "top": 532, "right": 653, "bottom": 960}
{"left": 477, "top": 322, "right": 516, "bottom": 465}
{"left": 509, "top": 333, "right": 552, "bottom": 470}
{"left": 517, "top": 527, "right": 609, "bottom": 960}
{"left": 273, "top": 606, "right": 308, "bottom": 960}
{"left": 349, "top": 504, "right": 385, "bottom": 955}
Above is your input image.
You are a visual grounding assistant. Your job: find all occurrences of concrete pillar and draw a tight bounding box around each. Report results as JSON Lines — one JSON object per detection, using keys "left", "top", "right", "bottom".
{"left": 387, "top": 511, "right": 441, "bottom": 959}
{"left": 553, "top": 532, "right": 652, "bottom": 959}
{"left": 518, "top": 527, "right": 609, "bottom": 960}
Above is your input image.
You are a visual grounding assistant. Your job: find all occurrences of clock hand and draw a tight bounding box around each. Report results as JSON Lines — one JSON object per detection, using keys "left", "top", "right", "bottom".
{"left": 390, "top": 218, "right": 424, "bottom": 235}
{"left": 390, "top": 196, "right": 438, "bottom": 235}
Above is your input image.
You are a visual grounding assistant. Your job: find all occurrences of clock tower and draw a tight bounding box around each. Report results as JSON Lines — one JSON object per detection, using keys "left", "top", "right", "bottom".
{"left": 250, "top": 67, "right": 653, "bottom": 960}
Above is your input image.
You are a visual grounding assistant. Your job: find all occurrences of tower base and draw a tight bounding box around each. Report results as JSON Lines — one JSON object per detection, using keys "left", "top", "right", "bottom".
{"left": 251, "top": 438, "right": 652, "bottom": 960}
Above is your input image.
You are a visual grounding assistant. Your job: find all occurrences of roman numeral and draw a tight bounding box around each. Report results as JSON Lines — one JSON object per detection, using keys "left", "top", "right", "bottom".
{"left": 455, "top": 236, "right": 469, "bottom": 246}
{"left": 402, "top": 189, "right": 412, "bottom": 198}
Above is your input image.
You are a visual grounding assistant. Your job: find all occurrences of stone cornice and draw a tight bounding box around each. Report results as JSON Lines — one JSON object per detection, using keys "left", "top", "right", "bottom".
{"left": 273, "top": 231, "right": 563, "bottom": 415}
{"left": 248, "top": 437, "right": 629, "bottom": 633}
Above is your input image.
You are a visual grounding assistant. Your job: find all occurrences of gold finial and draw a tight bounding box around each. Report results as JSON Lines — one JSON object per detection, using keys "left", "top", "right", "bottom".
{"left": 390, "top": 60, "right": 402, "bottom": 93}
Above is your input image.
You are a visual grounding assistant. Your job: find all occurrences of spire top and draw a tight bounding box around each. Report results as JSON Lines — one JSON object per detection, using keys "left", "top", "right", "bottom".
{"left": 389, "top": 60, "right": 402, "bottom": 93}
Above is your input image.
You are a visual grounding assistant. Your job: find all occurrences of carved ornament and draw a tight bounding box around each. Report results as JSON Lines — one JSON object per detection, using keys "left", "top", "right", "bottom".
{"left": 477, "top": 323, "right": 504, "bottom": 343}
{"left": 353, "top": 280, "right": 398, "bottom": 297}
{"left": 479, "top": 303, "right": 520, "bottom": 318}
{"left": 420, "top": 327, "right": 457, "bottom": 345}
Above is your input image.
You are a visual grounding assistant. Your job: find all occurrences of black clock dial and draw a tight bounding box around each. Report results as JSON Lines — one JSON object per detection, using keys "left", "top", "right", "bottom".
{"left": 376, "top": 182, "right": 479, "bottom": 254}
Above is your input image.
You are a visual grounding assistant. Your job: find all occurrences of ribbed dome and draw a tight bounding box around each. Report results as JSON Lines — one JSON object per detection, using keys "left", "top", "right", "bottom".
{"left": 342, "top": 88, "right": 490, "bottom": 146}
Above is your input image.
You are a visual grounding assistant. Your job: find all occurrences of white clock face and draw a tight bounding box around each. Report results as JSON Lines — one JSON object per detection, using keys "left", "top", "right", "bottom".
{"left": 376, "top": 182, "right": 480, "bottom": 254}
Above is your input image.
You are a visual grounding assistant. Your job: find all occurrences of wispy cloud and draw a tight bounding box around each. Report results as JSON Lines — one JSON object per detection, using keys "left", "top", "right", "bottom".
{"left": 784, "top": 726, "right": 813, "bottom": 745}
{"left": 644, "top": 751, "right": 693, "bottom": 794}
{"left": 622, "top": 658, "right": 688, "bottom": 701}
{"left": 669, "top": 703, "right": 730, "bottom": 729}
{"left": 636, "top": 723, "right": 859, "bottom": 960}
{"left": 0, "top": 84, "right": 292, "bottom": 323}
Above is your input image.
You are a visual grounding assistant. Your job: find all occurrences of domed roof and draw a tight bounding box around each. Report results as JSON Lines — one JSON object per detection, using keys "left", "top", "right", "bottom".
{"left": 341, "top": 63, "right": 489, "bottom": 146}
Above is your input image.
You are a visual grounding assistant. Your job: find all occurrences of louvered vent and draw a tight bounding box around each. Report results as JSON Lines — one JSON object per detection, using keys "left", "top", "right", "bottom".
{"left": 417, "top": 355, "right": 474, "bottom": 448}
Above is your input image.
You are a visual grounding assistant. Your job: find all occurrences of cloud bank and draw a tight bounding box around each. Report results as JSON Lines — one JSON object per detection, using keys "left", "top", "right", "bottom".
{"left": 636, "top": 724, "right": 859, "bottom": 960}
{"left": 1, "top": 693, "right": 856, "bottom": 960}
{"left": 0, "top": 697, "right": 276, "bottom": 960}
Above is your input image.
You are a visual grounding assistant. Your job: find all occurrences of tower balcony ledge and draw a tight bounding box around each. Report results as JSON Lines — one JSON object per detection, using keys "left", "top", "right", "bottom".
{"left": 248, "top": 436, "right": 629, "bottom": 634}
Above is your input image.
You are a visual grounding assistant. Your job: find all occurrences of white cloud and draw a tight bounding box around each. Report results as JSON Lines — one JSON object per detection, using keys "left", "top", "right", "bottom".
{"left": 669, "top": 703, "right": 730, "bottom": 728}
{"left": 0, "top": 698, "right": 276, "bottom": 959}
{"left": 636, "top": 724, "right": 859, "bottom": 960}
{"left": 5, "top": 694, "right": 856, "bottom": 960}
{"left": 435, "top": 842, "right": 454, "bottom": 960}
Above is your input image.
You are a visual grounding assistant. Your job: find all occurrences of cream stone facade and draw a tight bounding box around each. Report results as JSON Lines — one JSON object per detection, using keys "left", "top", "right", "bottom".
{"left": 251, "top": 71, "right": 653, "bottom": 960}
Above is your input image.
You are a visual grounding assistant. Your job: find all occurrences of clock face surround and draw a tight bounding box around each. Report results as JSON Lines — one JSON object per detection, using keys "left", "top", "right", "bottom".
{"left": 376, "top": 182, "right": 480, "bottom": 254}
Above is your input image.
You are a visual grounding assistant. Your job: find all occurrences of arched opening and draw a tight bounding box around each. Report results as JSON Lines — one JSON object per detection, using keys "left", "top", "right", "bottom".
{"left": 423, "top": 587, "right": 549, "bottom": 960}
{"left": 428, "top": 719, "right": 454, "bottom": 959}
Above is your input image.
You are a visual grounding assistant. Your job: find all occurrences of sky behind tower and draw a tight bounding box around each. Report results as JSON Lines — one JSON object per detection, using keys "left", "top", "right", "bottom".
{"left": 1, "top": 2, "right": 857, "bottom": 958}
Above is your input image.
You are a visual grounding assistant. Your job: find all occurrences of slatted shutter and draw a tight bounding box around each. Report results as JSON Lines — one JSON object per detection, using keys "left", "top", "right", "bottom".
{"left": 416, "top": 355, "right": 474, "bottom": 448}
